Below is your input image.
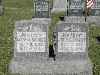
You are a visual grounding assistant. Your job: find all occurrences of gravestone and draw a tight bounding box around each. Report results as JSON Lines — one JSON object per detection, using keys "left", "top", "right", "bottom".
{"left": 9, "top": 18, "right": 51, "bottom": 74}
{"left": 51, "top": 0, "right": 67, "bottom": 13}
{"left": 51, "top": 0, "right": 85, "bottom": 15}
{"left": 0, "top": 0, "right": 3, "bottom": 16}
{"left": 68, "top": 0, "right": 84, "bottom": 16}
{"left": 53, "top": 16, "right": 93, "bottom": 75}
{"left": 33, "top": 0, "right": 51, "bottom": 18}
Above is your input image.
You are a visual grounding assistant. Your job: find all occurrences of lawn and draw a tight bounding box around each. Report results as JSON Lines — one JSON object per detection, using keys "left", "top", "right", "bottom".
{"left": 0, "top": 0, "right": 100, "bottom": 75}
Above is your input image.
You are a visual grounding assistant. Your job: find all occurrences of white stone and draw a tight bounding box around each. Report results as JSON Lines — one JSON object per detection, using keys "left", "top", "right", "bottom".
{"left": 58, "top": 32, "right": 86, "bottom": 52}
{"left": 15, "top": 32, "right": 46, "bottom": 52}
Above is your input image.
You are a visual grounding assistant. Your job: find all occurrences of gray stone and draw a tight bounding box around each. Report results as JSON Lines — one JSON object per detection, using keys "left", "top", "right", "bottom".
{"left": 68, "top": 0, "right": 84, "bottom": 16}
{"left": 51, "top": 0, "right": 67, "bottom": 13}
{"left": 53, "top": 16, "right": 93, "bottom": 75}
{"left": 33, "top": 0, "right": 51, "bottom": 18}
{"left": 9, "top": 18, "right": 51, "bottom": 74}
{"left": 10, "top": 59, "right": 92, "bottom": 75}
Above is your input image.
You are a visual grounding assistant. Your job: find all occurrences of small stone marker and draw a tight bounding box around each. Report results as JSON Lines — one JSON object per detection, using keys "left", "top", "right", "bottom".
{"left": 33, "top": 0, "right": 51, "bottom": 18}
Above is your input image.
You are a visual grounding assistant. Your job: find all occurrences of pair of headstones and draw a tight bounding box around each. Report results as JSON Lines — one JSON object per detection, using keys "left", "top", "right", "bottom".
{"left": 9, "top": 17, "right": 93, "bottom": 75}
{"left": 9, "top": 0, "right": 93, "bottom": 74}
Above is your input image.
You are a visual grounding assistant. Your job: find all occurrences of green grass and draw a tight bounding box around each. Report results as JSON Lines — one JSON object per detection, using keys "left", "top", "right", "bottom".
{"left": 0, "top": 0, "right": 33, "bottom": 75}
{"left": 49, "top": 12, "right": 65, "bottom": 44}
{"left": 89, "top": 25, "right": 100, "bottom": 75}
{"left": 0, "top": 0, "right": 100, "bottom": 75}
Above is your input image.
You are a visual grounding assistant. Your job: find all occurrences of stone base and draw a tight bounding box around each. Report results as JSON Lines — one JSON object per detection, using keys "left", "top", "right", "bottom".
{"left": 9, "top": 58, "right": 93, "bottom": 75}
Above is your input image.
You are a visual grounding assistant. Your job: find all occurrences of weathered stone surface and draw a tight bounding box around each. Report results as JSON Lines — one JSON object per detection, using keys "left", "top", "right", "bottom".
{"left": 33, "top": 0, "right": 51, "bottom": 18}
{"left": 68, "top": 0, "right": 84, "bottom": 16}
{"left": 55, "top": 17, "right": 88, "bottom": 60}
{"left": 13, "top": 19, "right": 51, "bottom": 59}
{"left": 10, "top": 59, "right": 92, "bottom": 75}
{"left": 9, "top": 18, "right": 51, "bottom": 74}
{"left": 65, "top": 16, "right": 85, "bottom": 23}
{"left": 51, "top": 0, "right": 67, "bottom": 13}
{"left": 53, "top": 17, "right": 93, "bottom": 75}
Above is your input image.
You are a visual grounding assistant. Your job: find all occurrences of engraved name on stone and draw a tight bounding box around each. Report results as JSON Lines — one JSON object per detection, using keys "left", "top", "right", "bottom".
{"left": 58, "top": 32, "right": 86, "bottom": 52}
{"left": 16, "top": 32, "right": 46, "bottom": 52}
{"left": 70, "top": 0, "right": 83, "bottom": 9}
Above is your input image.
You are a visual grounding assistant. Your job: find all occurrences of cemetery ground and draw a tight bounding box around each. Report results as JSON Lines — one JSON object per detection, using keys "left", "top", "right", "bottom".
{"left": 0, "top": 0, "right": 100, "bottom": 75}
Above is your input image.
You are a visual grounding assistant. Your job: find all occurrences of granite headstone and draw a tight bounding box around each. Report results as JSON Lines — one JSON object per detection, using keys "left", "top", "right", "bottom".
{"left": 33, "top": 0, "right": 51, "bottom": 18}
{"left": 9, "top": 18, "right": 51, "bottom": 74}
{"left": 53, "top": 16, "right": 93, "bottom": 75}
{"left": 68, "top": 0, "right": 84, "bottom": 16}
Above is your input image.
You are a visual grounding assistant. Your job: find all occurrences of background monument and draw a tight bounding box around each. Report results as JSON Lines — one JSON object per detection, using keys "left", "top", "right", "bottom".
{"left": 33, "top": 0, "right": 52, "bottom": 18}
{"left": 51, "top": 0, "right": 67, "bottom": 12}
{"left": 68, "top": 0, "right": 84, "bottom": 16}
